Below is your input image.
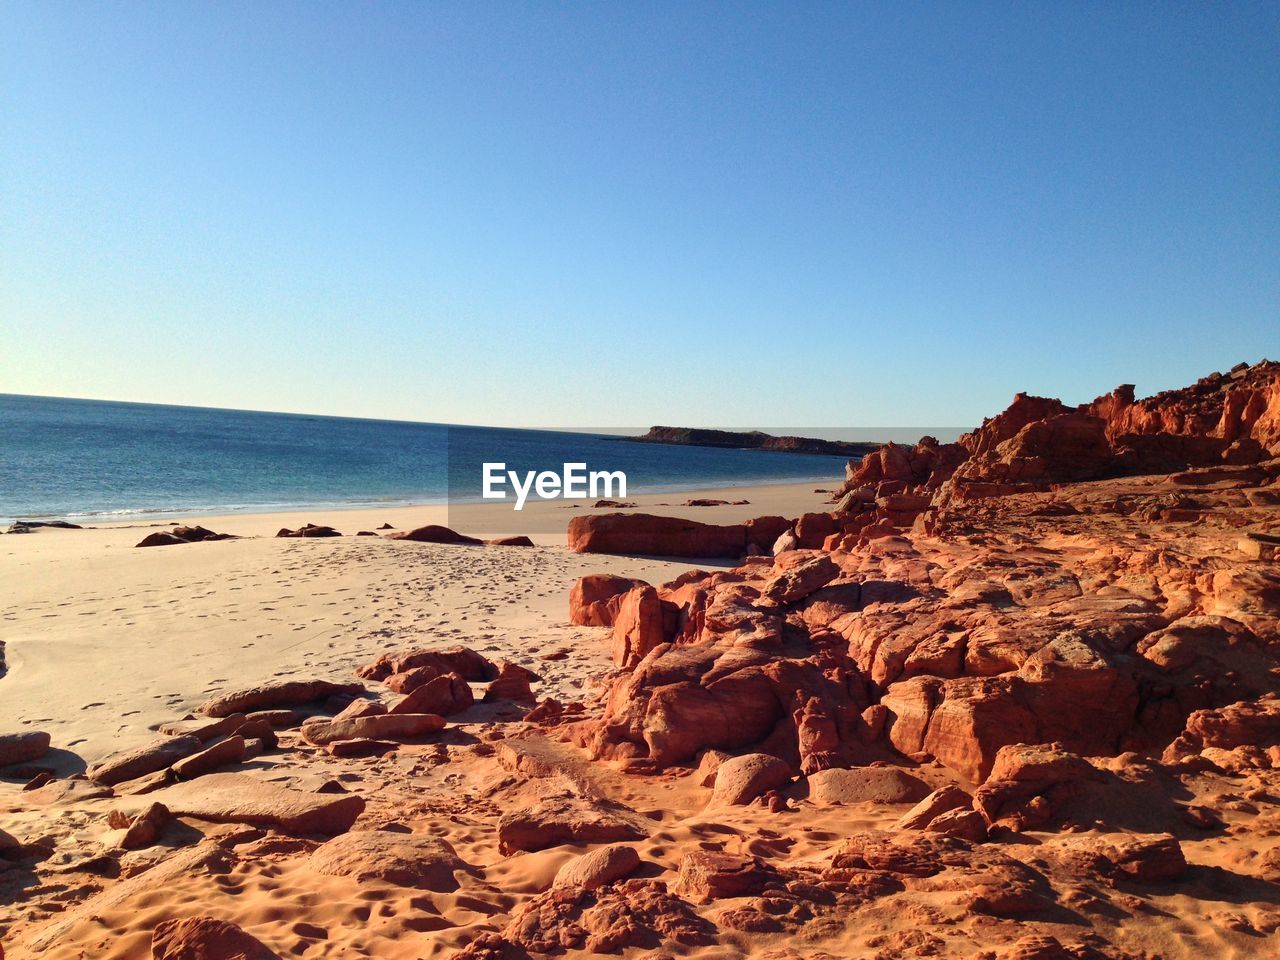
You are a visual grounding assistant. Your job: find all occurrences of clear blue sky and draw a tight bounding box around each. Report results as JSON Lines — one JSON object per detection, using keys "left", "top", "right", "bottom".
{"left": 2, "top": 2, "right": 1277, "bottom": 429}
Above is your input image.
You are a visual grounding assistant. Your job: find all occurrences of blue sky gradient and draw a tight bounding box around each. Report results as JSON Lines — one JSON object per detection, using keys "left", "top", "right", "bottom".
{"left": 3, "top": 2, "right": 1277, "bottom": 428}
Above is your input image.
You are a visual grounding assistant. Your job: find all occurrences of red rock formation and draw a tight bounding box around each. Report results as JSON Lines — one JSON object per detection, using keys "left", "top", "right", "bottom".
{"left": 485, "top": 534, "right": 535, "bottom": 547}
{"left": 496, "top": 794, "right": 651, "bottom": 854}
{"left": 276, "top": 523, "right": 341, "bottom": 537}
{"left": 569, "top": 574, "right": 647, "bottom": 626}
{"left": 483, "top": 661, "right": 538, "bottom": 702}
{"left": 707, "top": 753, "right": 791, "bottom": 806}
{"left": 567, "top": 512, "right": 749, "bottom": 558}
{"left": 837, "top": 360, "right": 1280, "bottom": 507}
{"left": 358, "top": 645, "right": 496, "bottom": 683}
{"left": 1162, "top": 694, "right": 1280, "bottom": 771}
{"left": 567, "top": 551, "right": 875, "bottom": 772}
{"left": 0, "top": 731, "right": 50, "bottom": 766}
{"left": 391, "top": 524, "right": 484, "bottom": 544}
{"left": 610, "top": 585, "right": 678, "bottom": 669}
{"left": 843, "top": 436, "right": 969, "bottom": 492}
{"left": 299, "top": 712, "right": 445, "bottom": 745}
{"left": 137, "top": 525, "right": 236, "bottom": 547}
{"left": 308, "top": 831, "right": 468, "bottom": 891}
{"left": 551, "top": 844, "right": 641, "bottom": 891}
{"left": 199, "top": 679, "right": 365, "bottom": 718}
{"left": 391, "top": 671, "right": 474, "bottom": 716}
{"left": 495, "top": 878, "right": 711, "bottom": 955}
{"left": 151, "top": 916, "right": 278, "bottom": 960}
{"left": 566, "top": 441, "right": 1280, "bottom": 792}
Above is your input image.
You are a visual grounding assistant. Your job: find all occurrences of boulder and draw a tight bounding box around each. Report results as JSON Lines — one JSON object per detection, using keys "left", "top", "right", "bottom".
{"left": 332, "top": 698, "right": 386, "bottom": 722}
{"left": 87, "top": 736, "right": 203, "bottom": 786}
{"left": 198, "top": 680, "right": 364, "bottom": 718}
{"left": 974, "top": 743, "right": 1104, "bottom": 830}
{"left": 499, "top": 877, "right": 711, "bottom": 954}
{"left": 276, "top": 524, "right": 341, "bottom": 537}
{"left": 300, "top": 713, "right": 445, "bottom": 746}
{"left": 135, "top": 532, "right": 188, "bottom": 548}
{"left": 567, "top": 513, "right": 747, "bottom": 558}
{"left": 486, "top": 535, "right": 535, "bottom": 547}
{"left": 758, "top": 554, "right": 839, "bottom": 606}
{"left": 895, "top": 785, "right": 974, "bottom": 830}
{"left": 828, "top": 830, "right": 1049, "bottom": 916}
{"left": 1053, "top": 834, "right": 1187, "bottom": 884}
{"left": 572, "top": 623, "right": 865, "bottom": 770}
{"left": 327, "top": 738, "right": 398, "bottom": 758}
{"left": 391, "top": 525, "right": 483, "bottom": 545}
{"left": 744, "top": 515, "right": 793, "bottom": 552}
{"left": 771, "top": 529, "right": 799, "bottom": 555}
{"left": 0, "top": 731, "right": 51, "bottom": 766}
{"left": 384, "top": 667, "right": 442, "bottom": 694}
{"left": 483, "top": 661, "right": 538, "bottom": 702}
{"left": 552, "top": 843, "right": 641, "bottom": 891}
{"left": 1162, "top": 694, "right": 1280, "bottom": 771}
{"left": 793, "top": 512, "right": 838, "bottom": 549}
{"left": 171, "top": 736, "right": 246, "bottom": 780}
{"left": 611, "top": 585, "right": 676, "bottom": 669}
{"left": 136, "top": 526, "right": 235, "bottom": 548}
{"left": 309, "top": 831, "right": 468, "bottom": 890}
{"left": 709, "top": 753, "right": 791, "bottom": 806}
{"left": 674, "top": 851, "right": 776, "bottom": 902}
{"left": 231, "top": 719, "right": 277, "bottom": 751}
{"left": 1104, "top": 835, "right": 1188, "bottom": 883}
{"left": 391, "top": 672, "right": 473, "bottom": 716}
{"left": 1238, "top": 532, "right": 1280, "bottom": 561}
{"left": 158, "top": 714, "right": 247, "bottom": 741}
{"left": 358, "top": 645, "right": 496, "bottom": 683}
{"left": 123, "top": 773, "right": 365, "bottom": 834}
{"left": 497, "top": 795, "right": 650, "bottom": 854}
{"left": 924, "top": 807, "right": 988, "bottom": 842}
{"left": 805, "top": 766, "right": 931, "bottom": 805}
{"left": 105, "top": 801, "right": 171, "bottom": 850}
{"left": 569, "top": 574, "right": 646, "bottom": 627}
{"left": 881, "top": 656, "right": 1137, "bottom": 784}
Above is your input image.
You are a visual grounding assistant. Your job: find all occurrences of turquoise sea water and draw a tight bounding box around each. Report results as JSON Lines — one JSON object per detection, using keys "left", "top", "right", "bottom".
{"left": 0, "top": 394, "right": 853, "bottom": 522}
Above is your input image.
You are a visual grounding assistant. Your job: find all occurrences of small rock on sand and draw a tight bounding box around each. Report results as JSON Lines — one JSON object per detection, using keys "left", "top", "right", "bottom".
{"left": 0, "top": 731, "right": 51, "bottom": 766}
{"left": 198, "top": 679, "right": 365, "bottom": 718}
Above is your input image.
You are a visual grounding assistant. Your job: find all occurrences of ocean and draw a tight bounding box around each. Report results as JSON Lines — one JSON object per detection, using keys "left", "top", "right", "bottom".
{"left": 0, "top": 394, "right": 854, "bottom": 523}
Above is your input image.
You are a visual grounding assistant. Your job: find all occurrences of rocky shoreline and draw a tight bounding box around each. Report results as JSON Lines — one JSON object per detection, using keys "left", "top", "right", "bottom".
{"left": 2, "top": 361, "right": 1279, "bottom": 959}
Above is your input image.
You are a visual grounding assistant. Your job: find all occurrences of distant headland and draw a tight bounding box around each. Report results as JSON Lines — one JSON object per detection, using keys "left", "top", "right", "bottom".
{"left": 621, "top": 425, "right": 882, "bottom": 457}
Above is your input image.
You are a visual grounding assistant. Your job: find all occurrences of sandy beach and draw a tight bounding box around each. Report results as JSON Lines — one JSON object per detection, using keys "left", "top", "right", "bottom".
{"left": 0, "top": 481, "right": 833, "bottom": 770}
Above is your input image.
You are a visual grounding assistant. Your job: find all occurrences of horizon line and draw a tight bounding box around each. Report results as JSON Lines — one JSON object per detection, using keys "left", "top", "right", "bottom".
{"left": 0, "top": 391, "right": 969, "bottom": 441}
